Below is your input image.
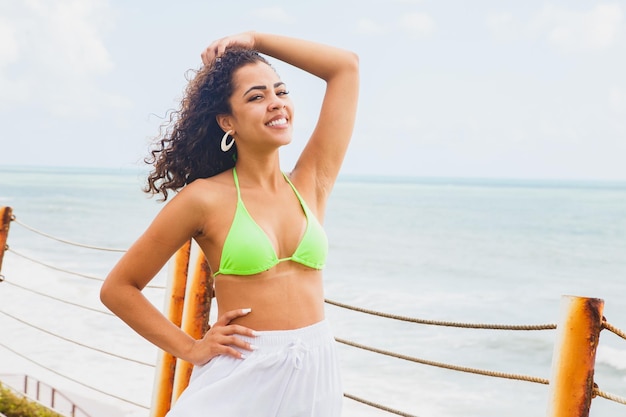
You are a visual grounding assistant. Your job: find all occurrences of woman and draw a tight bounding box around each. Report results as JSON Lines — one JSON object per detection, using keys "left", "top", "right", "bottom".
{"left": 100, "top": 31, "right": 359, "bottom": 416}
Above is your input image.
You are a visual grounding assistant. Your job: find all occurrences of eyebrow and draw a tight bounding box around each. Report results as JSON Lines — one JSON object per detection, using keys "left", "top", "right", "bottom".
{"left": 243, "top": 82, "right": 286, "bottom": 97}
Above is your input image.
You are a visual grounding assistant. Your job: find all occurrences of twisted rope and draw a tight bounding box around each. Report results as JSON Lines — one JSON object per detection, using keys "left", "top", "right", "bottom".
{"left": 3, "top": 280, "right": 114, "bottom": 316}
{"left": 594, "top": 387, "right": 626, "bottom": 406}
{"left": 5, "top": 248, "right": 166, "bottom": 289}
{"left": 8, "top": 248, "right": 106, "bottom": 281}
{"left": 0, "top": 310, "right": 154, "bottom": 367}
{"left": 11, "top": 217, "right": 126, "bottom": 252}
{"left": 336, "top": 337, "right": 549, "bottom": 385}
{"left": 602, "top": 320, "right": 626, "bottom": 341}
{"left": 0, "top": 342, "right": 149, "bottom": 409}
{"left": 344, "top": 393, "right": 417, "bottom": 417}
{"left": 326, "top": 298, "right": 557, "bottom": 330}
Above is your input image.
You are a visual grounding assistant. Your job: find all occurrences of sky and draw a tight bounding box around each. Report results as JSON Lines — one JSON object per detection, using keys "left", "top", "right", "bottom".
{"left": 1, "top": 0, "right": 625, "bottom": 181}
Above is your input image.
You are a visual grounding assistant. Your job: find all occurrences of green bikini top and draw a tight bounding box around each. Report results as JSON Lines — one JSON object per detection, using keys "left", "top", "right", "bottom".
{"left": 213, "top": 168, "right": 328, "bottom": 276}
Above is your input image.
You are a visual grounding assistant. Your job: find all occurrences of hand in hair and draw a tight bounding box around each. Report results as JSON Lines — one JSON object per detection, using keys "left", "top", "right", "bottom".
{"left": 201, "top": 31, "right": 256, "bottom": 65}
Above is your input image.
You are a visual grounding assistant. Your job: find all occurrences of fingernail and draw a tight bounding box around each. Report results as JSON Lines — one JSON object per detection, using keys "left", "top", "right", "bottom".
{"left": 249, "top": 344, "right": 258, "bottom": 351}
{"left": 251, "top": 330, "right": 260, "bottom": 337}
{"left": 240, "top": 353, "right": 248, "bottom": 360}
{"left": 242, "top": 308, "right": 252, "bottom": 314}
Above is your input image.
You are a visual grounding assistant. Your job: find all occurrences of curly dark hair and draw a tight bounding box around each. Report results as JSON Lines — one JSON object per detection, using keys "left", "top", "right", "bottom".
{"left": 144, "top": 47, "right": 270, "bottom": 200}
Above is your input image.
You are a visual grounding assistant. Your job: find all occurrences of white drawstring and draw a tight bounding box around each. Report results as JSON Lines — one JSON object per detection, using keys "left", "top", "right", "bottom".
{"left": 288, "top": 339, "right": 309, "bottom": 370}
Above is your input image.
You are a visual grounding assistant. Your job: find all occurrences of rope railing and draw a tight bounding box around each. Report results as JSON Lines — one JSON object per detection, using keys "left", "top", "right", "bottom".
{"left": 7, "top": 247, "right": 107, "bottom": 282}
{"left": 325, "top": 298, "right": 557, "bottom": 330}
{"left": 2, "top": 279, "right": 114, "bottom": 316}
{"left": 344, "top": 393, "right": 418, "bottom": 417}
{"left": 6, "top": 247, "right": 166, "bottom": 289}
{"left": 329, "top": 301, "right": 626, "bottom": 409}
{"left": 336, "top": 337, "right": 549, "bottom": 385}
{"left": 593, "top": 387, "right": 626, "bottom": 406}
{"left": 1, "top": 214, "right": 160, "bottom": 414}
{"left": 602, "top": 320, "right": 626, "bottom": 341}
{"left": 0, "top": 310, "right": 154, "bottom": 367}
{"left": 11, "top": 217, "right": 126, "bottom": 253}
{"left": 0, "top": 342, "right": 149, "bottom": 410}
{"left": 3, "top": 209, "right": 626, "bottom": 416}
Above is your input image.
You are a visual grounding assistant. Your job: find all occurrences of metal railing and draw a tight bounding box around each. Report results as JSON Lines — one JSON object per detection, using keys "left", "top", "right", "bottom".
{"left": 0, "top": 374, "right": 91, "bottom": 417}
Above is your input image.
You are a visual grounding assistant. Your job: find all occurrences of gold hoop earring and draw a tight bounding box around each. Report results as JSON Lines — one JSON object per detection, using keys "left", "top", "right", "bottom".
{"left": 221, "top": 130, "right": 234, "bottom": 152}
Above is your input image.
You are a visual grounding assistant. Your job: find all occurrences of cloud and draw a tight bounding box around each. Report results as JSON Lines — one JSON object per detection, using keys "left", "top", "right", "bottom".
{"left": 356, "top": 17, "right": 386, "bottom": 35}
{"left": 533, "top": 3, "right": 623, "bottom": 52}
{"left": 398, "top": 12, "right": 436, "bottom": 38}
{"left": 0, "top": 0, "right": 118, "bottom": 115}
{"left": 487, "top": 3, "right": 624, "bottom": 52}
{"left": 251, "top": 6, "right": 295, "bottom": 24}
{"left": 16, "top": 0, "right": 114, "bottom": 76}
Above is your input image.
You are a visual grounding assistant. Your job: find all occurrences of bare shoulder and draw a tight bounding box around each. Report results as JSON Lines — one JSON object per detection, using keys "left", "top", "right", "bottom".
{"left": 166, "top": 170, "right": 236, "bottom": 236}
{"left": 177, "top": 170, "right": 234, "bottom": 207}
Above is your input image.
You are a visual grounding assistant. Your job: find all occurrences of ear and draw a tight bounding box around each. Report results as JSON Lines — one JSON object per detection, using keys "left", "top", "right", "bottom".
{"left": 216, "top": 114, "right": 234, "bottom": 134}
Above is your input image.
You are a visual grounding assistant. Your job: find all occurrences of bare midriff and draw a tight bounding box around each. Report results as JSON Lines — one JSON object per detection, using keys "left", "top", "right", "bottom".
{"left": 214, "top": 262, "right": 325, "bottom": 331}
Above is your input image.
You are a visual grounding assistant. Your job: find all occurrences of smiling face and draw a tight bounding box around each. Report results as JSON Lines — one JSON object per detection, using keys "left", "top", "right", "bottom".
{"left": 219, "top": 61, "right": 294, "bottom": 152}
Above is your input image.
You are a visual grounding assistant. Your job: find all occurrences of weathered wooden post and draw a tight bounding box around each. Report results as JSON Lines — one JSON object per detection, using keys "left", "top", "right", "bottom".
{"left": 150, "top": 240, "right": 191, "bottom": 417}
{"left": 0, "top": 206, "right": 13, "bottom": 277}
{"left": 171, "top": 252, "right": 213, "bottom": 401}
{"left": 546, "top": 295, "right": 604, "bottom": 417}
{"left": 150, "top": 240, "right": 214, "bottom": 417}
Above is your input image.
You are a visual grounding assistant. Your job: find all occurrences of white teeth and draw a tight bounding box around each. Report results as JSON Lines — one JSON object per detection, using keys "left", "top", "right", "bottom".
{"left": 266, "top": 118, "right": 287, "bottom": 127}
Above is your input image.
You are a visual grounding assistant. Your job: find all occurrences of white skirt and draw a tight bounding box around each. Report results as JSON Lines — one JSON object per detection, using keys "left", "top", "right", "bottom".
{"left": 165, "top": 320, "right": 343, "bottom": 417}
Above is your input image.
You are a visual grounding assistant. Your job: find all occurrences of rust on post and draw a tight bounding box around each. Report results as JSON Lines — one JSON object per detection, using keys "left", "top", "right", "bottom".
{"left": 165, "top": 240, "right": 192, "bottom": 330}
{"left": 172, "top": 250, "right": 214, "bottom": 402}
{"left": 547, "top": 295, "right": 604, "bottom": 417}
{"left": 0, "top": 206, "right": 13, "bottom": 275}
{"left": 150, "top": 240, "right": 191, "bottom": 417}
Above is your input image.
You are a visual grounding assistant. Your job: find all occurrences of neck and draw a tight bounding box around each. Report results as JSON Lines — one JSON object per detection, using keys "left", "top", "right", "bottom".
{"left": 234, "top": 153, "right": 285, "bottom": 191}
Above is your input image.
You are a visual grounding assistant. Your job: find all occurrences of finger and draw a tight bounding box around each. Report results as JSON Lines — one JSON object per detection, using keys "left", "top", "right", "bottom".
{"left": 219, "top": 324, "right": 258, "bottom": 338}
{"left": 217, "top": 334, "right": 257, "bottom": 352}
{"left": 220, "top": 345, "right": 249, "bottom": 360}
{"left": 201, "top": 41, "right": 220, "bottom": 65}
{"left": 216, "top": 43, "right": 228, "bottom": 58}
{"left": 212, "top": 44, "right": 222, "bottom": 59}
{"left": 201, "top": 46, "right": 216, "bottom": 66}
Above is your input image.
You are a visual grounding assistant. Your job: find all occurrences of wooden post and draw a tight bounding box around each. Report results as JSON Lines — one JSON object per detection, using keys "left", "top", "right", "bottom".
{"left": 547, "top": 295, "right": 604, "bottom": 417}
{"left": 0, "top": 206, "right": 13, "bottom": 276}
{"left": 150, "top": 240, "right": 214, "bottom": 416}
{"left": 171, "top": 251, "right": 213, "bottom": 401}
{"left": 150, "top": 240, "right": 191, "bottom": 417}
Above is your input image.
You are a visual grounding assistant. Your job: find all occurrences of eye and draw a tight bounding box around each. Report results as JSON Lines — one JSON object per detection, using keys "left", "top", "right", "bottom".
{"left": 248, "top": 94, "right": 263, "bottom": 102}
{"left": 277, "top": 90, "right": 290, "bottom": 96}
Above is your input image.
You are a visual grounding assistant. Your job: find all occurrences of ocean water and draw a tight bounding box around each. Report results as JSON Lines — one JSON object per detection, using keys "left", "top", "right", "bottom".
{"left": 1, "top": 166, "right": 625, "bottom": 417}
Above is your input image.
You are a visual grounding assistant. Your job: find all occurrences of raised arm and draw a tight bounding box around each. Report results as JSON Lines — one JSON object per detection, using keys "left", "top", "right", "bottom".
{"left": 203, "top": 32, "right": 360, "bottom": 204}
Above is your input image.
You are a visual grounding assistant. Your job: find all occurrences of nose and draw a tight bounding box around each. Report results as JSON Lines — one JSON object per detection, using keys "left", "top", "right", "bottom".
{"left": 269, "top": 101, "right": 285, "bottom": 111}
{"left": 268, "top": 94, "right": 286, "bottom": 111}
